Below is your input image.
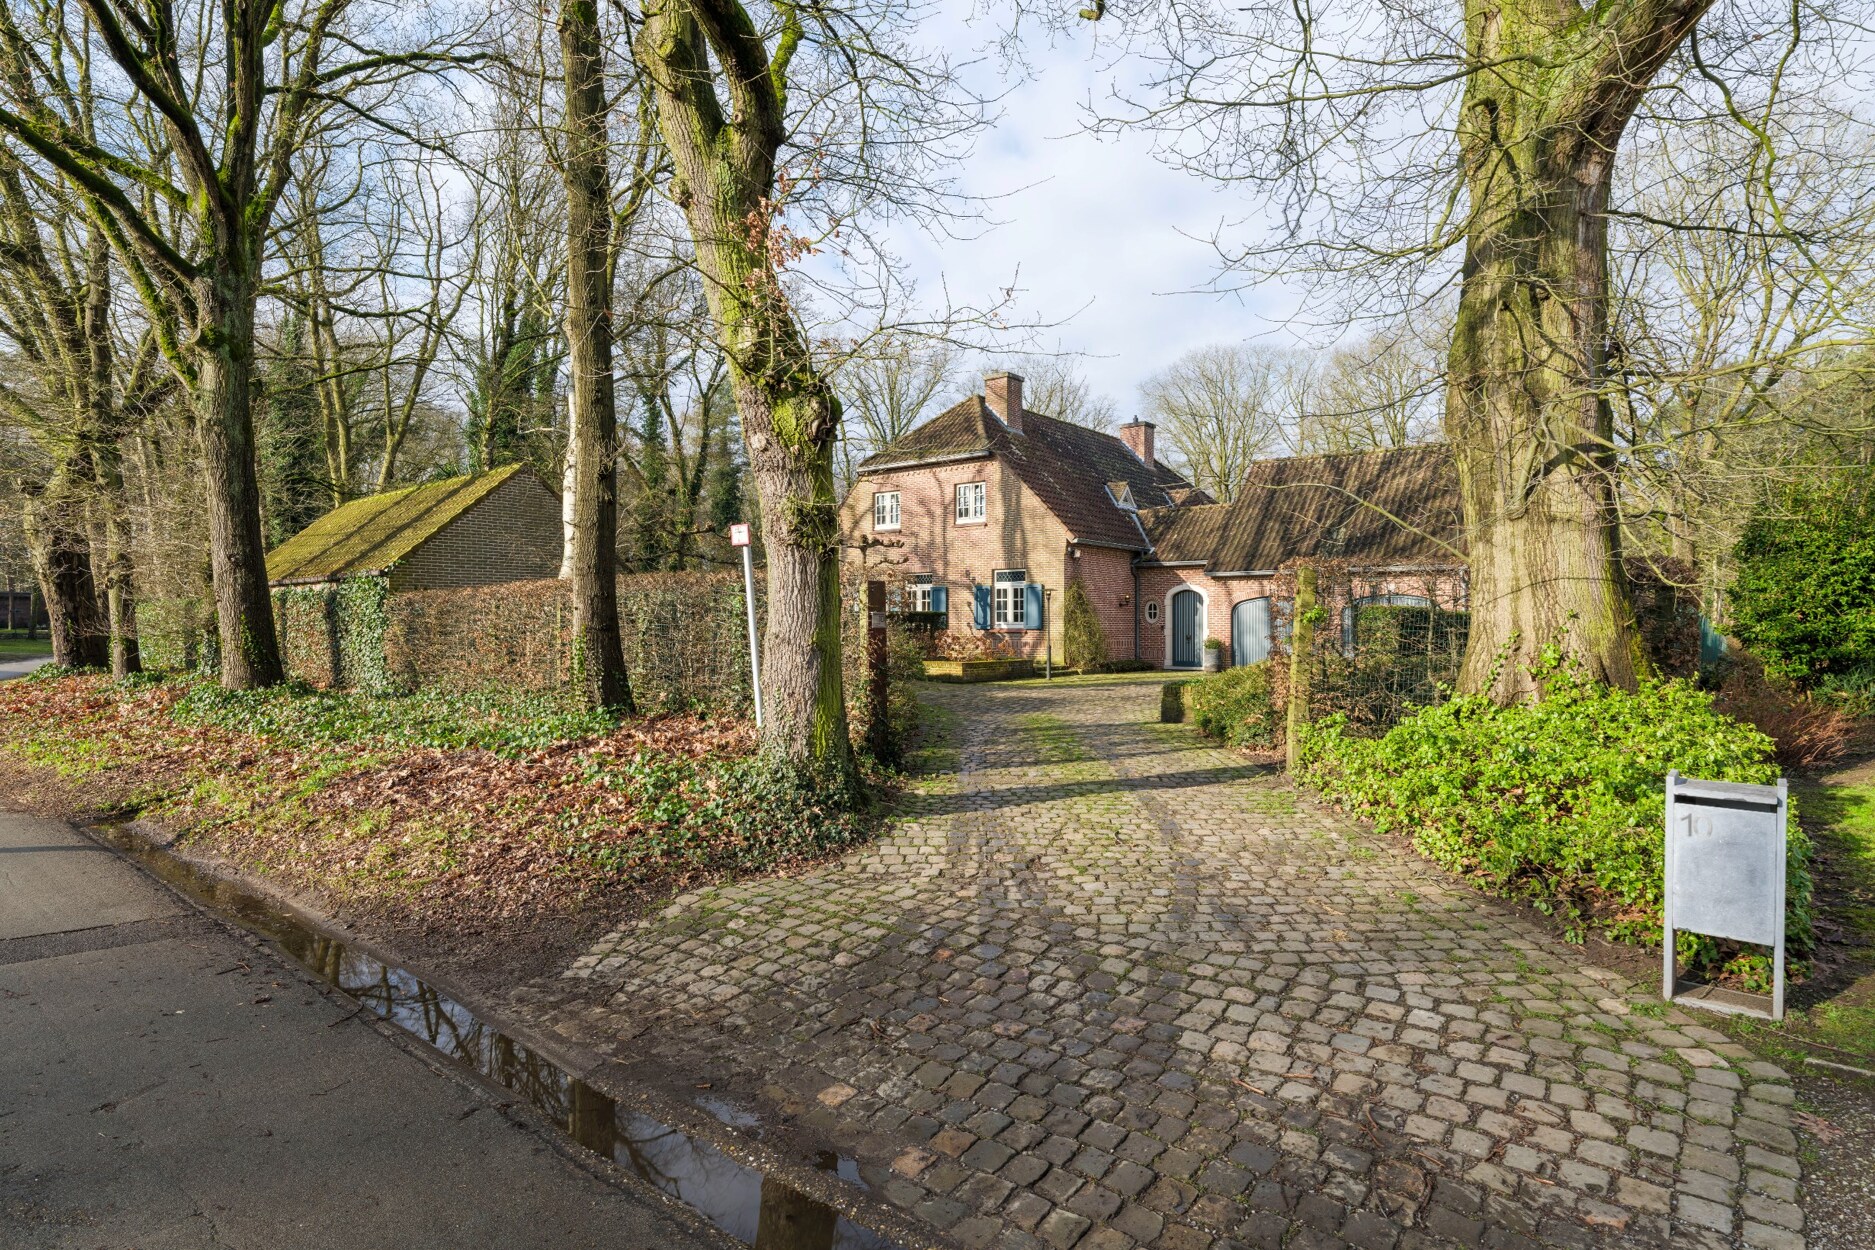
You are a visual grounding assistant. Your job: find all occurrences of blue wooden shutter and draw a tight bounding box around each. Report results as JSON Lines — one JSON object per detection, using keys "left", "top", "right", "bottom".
{"left": 930, "top": 586, "right": 948, "bottom": 614}
{"left": 972, "top": 585, "right": 991, "bottom": 629}
{"left": 1025, "top": 584, "right": 1045, "bottom": 630}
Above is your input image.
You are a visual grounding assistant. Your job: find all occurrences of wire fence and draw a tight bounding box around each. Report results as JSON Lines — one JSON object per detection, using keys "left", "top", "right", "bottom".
{"left": 1263, "top": 557, "right": 1701, "bottom": 739}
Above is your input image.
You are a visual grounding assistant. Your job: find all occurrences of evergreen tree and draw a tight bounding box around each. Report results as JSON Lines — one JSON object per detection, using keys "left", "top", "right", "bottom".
{"left": 467, "top": 303, "right": 551, "bottom": 472}
{"left": 705, "top": 421, "right": 744, "bottom": 536}
{"left": 258, "top": 314, "right": 331, "bottom": 545}
{"left": 630, "top": 398, "right": 672, "bottom": 570}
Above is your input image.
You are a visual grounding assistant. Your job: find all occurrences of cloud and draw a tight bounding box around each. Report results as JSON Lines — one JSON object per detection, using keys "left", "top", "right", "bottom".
{"left": 867, "top": 14, "right": 1312, "bottom": 408}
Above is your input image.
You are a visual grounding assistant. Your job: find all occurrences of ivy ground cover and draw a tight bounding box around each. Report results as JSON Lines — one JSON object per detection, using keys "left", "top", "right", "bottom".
{"left": 1296, "top": 652, "right": 1815, "bottom": 984}
{"left": 1, "top": 671, "right": 872, "bottom": 933}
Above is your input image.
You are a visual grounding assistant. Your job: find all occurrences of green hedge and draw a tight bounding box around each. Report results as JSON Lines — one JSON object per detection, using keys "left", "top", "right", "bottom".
{"left": 1730, "top": 470, "right": 1875, "bottom": 688}
{"left": 1296, "top": 648, "right": 1813, "bottom": 982}
{"left": 1183, "top": 663, "right": 1281, "bottom": 748}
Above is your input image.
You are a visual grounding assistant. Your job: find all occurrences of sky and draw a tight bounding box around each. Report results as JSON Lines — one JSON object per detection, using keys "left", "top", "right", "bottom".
{"left": 860, "top": 10, "right": 1316, "bottom": 414}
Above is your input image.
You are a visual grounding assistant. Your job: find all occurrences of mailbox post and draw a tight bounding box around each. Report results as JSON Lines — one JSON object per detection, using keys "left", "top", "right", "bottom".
{"left": 730, "top": 523, "right": 762, "bottom": 728}
{"left": 1663, "top": 770, "right": 1788, "bottom": 1020}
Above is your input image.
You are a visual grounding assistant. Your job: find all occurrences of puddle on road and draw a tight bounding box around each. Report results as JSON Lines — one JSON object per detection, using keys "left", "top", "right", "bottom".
{"left": 91, "top": 823, "right": 901, "bottom": 1250}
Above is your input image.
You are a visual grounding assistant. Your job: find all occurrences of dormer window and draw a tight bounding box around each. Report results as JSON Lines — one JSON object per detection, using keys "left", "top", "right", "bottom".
{"left": 1106, "top": 481, "right": 1137, "bottom": 511}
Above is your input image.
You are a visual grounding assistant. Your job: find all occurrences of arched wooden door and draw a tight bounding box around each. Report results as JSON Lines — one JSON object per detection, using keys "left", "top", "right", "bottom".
{"left": 1232, "top": 597, "right": 1272, "bottom": 665}
{"left": 1170, "top": 589, "right": 1202, "bottom": 668}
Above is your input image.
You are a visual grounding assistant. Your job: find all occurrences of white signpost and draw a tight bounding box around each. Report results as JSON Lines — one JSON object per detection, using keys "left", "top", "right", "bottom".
{"left": 1663, "top": 770, "right": 1788, "bottom": 1020}
{"left": 730, "top": 523, "right": 763, "bottom": 728}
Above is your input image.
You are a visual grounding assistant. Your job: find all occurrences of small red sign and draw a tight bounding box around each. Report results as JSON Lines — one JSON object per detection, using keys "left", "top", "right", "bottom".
{"left": 729, "top": 523, "right": 751, "bottom": 547}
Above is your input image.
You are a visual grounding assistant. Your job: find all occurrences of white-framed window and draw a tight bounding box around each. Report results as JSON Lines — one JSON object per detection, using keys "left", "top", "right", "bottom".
{"left": 1145, "top": 600, "right": 1160, "bottom": 623}
{"left": 955, "top": 481, "right": 986, "bottom": 523}
{"left": 908, "top": 574, "right": 935, "bottom": 612}
{"left": 872, "top": 490, "right": 900, "bottom": 531}
{"left": 993, "top": 568, "right": 1028, "bottom": 627}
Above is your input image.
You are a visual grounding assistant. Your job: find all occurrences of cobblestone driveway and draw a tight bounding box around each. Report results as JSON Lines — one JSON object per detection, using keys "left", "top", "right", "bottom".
{"left": 564, "top": 677, "right": 1805, "bottom": 1250}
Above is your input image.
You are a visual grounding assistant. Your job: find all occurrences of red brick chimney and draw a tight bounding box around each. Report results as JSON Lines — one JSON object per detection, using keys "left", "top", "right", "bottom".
{"left": 985, "top": 371, "right": 1024, "bottom": 434}
{"left": 1120, "top": 418, "right": 1155, "bottom": 469}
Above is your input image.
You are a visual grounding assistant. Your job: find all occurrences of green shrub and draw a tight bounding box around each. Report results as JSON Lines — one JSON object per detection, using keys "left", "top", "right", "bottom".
{"left": 1730, "top": 470, "right": 1875, "bottom": 688}
{"left": 1296, "top": 648, "right": 1813, "bottom": 978}
{"left": 572, "top": 753, "right": 872, "bottom": 878}
{"left": 1185, "top": 662, "right": 1281, "bottom": 748}
{"left": 1062, "top": 581, "right": 1107, "bottom": 670}
{"left": 171, "top": 678, "right": 614, "bottom": 757}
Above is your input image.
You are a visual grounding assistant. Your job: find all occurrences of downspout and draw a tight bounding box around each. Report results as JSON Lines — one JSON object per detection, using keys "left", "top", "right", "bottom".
{"left": 1131, "top": 554, "right": 1142, "bottom": 661}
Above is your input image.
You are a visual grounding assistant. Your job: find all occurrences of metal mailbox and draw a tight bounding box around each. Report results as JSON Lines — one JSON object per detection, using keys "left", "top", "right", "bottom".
{"left": 1662, "top": 770, "right": 1788, "bottom": 1020}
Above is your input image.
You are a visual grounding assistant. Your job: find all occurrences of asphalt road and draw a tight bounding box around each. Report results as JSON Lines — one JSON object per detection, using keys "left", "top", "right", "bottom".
{"left": 0, "top": 807, "right": 732, "bottom": 1250}
{"left": 0, "top": 654, "right": 52, "bottom": 681}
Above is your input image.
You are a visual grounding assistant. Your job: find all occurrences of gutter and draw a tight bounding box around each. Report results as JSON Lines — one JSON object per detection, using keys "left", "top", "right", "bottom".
{"left": 268, "top": 569, "right": 389, "bottom": 588}
{"left": 855, "top": 450, "right": 993, "bottom": 475}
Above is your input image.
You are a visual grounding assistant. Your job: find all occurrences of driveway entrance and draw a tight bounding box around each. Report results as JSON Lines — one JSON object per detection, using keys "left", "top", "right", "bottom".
{"left": 560, "top": 676, "right": 1804, "bottom": 1250}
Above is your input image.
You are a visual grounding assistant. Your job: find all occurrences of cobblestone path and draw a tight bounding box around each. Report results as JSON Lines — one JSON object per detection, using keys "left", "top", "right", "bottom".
{"left": 562, "top": 677, "right": 1805, "bottom": 1250}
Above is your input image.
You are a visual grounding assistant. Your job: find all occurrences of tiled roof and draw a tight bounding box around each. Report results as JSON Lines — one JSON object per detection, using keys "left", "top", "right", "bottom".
{"left": 858, "top": 396, "right": 1193, "bottom": 550}
{"left": 1140, "top": 445, "right": 1464, "bottom": 571}
{"left": 267, "top": 464, "right": 529, "bottom": 584}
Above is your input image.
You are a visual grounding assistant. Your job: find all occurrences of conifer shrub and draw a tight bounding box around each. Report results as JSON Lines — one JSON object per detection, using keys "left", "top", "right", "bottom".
{"left": 1184, "top": 662, "right": 1281, "bottom": 748}
{"left": 1062, "top": 581, "right": 1107, "bottom": 671}
{"left": 1296, "top": 649, "right": 1813, "bottom": 981}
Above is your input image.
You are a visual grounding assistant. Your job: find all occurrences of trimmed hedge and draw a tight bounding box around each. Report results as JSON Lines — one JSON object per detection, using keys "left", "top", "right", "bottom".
{"left": 1184, "top": 663, "right": 1281, "bottom": 748}
{"left": 383, "top": 573, "right": 757, "bottom": 714}
{"left": 1730, "top": 473, "right": 1875, "bottom": 688}
{"left": 1296, "top": 648, "right": 1812, "bottom": 982}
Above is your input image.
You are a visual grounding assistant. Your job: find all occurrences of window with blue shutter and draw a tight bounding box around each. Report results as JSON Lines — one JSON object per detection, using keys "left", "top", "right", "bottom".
{"left": 973, "top": 585, "right": 991, "bottom": 629}
{"left": 991, "top": 569, "right": 1027, "bottom": 627}
{"left": 1025, "top": 583, "right": 1045, "bottom": 630}
{"left": 930, "top": 585, "right": 948, "bottom": 615}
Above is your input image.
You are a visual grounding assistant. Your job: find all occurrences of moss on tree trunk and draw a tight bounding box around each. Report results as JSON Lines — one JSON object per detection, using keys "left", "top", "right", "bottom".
{"left": 637, "top": 0, "right": 852, "bottom": 778}
{"left": 1446, "top": 0, "right": 1710, "bottom": 699}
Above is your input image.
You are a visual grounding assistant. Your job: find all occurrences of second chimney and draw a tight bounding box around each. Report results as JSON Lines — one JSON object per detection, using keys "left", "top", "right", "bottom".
{"left": 985, "top": 371, "right": 1024, "bottom": 435}
{"left": 1120, "top": 418, "right": 1155, "bottom": 469}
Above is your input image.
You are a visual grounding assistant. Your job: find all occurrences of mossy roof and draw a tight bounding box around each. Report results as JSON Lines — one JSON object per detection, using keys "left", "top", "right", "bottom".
{"left": 267, "top": 464, "right": 529, "bottom": 585}
{"left": 1139, "top": 445, "right": 1464, "bottom": 571}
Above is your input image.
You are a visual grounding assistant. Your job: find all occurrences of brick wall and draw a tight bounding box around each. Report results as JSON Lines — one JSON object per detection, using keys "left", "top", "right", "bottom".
{"left": 1137, "top": 565, "right": 1469, "bottom": 670}
{"left": 840, "top": 455, "right": 1078, "bottom": 660}
{"left": 390, "top": 471, "right": 562, "bottom": 591}
{"left": 1066, "top": 544, "right": 1139, "bottom": 664}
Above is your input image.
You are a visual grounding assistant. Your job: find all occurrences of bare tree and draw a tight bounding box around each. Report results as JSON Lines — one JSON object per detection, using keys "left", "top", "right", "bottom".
{"left": 1140, "top": 343, "right": 1295, "bottom": 500}
{"left": 1003, "top": 353, "right": 1118, "bottom": 431}
{"left": 1073, "top": 0, "right": 1873, "bottom": 698}
{"left": 635, "top": 0, "right": 982, "bottom": 773}
{"left": 1608, "top": 110, "right": 1875, "bottom": 599}
{"left": 1292, "top": 319, "right": 1446, "bottom": 455}
{"left": 834, "top": 335, "right": 957, "bottom": 485}
{"left": 556, "top": 0, "right": 635, "bottom": 710}
{"left": 0, "top": 0, "right": 480, "bottom": 688}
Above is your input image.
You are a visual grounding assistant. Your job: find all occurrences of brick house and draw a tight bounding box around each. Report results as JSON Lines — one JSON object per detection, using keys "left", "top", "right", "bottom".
{"left": 267, "top": 463, "right": 561, "bottom": 591}
{"left": 1134, "top": 444, "right": 1467, "bottom": 668}
{"left": 840, "top": 372, "right": 1467, "bottom": 669}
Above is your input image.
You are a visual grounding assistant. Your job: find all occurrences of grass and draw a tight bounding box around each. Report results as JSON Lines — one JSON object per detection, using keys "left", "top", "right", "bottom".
{"left": 1000, "top": 668, "right": 1167, "bottom": 689}
{"left": 1731, "top": 775, "right": 1875, "bottom": 1068}
{"left": 0, "top": 634, "right": 53, "bottom": 660}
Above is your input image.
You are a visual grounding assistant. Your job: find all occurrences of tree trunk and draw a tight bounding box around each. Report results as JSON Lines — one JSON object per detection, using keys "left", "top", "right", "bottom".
{"left": 1285, "top": 566, "right": 1315, "bottom": 772}
{"left": 558, "top": 0, "right": 634, "bottom": 712}
{"left": 195, "top": 271, "right": 286, "bottom": 689}
{"left": 1444, "top": 4, "right": 1693, "bottom": 700}
{"left": 93, "top": 441, "right": 142, "bottom": 677}
{"left": 638, "top": 0, "right": 854, "bottom": 778}
{"left": 22, "top": 487, "right": 106, "bottom": 668}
